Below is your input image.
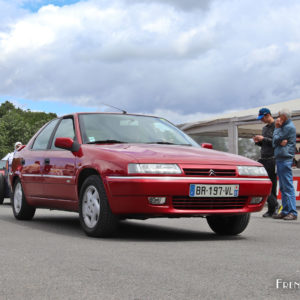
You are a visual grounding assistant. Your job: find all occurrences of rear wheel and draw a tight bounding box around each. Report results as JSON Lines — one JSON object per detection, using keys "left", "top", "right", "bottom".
{"left": 207, "top": 214, "right": 250, "bottom": 235}
{"left": 12, "top": 179, "right": 36, "bottom": 220}
{"left": 0, "top": 174, "right": 5, "bottom": 204}
{"left": 79, "top": 175, "right": 118, "bottom": 237}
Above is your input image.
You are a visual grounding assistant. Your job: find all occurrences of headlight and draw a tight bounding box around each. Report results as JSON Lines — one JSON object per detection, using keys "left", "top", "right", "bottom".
{"left": 237, "top": 166, "right": 268, "bottom": 176}
{"left": 128, "top": 163, "right": 182, "bottom": 174}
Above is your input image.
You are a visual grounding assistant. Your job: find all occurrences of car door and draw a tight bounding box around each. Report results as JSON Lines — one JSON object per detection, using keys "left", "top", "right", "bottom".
{"left": 42, "top": 117, "right": 77, "bottom": 202}
{"left": 21, "top": 119, "right": 60, "bottom": 199}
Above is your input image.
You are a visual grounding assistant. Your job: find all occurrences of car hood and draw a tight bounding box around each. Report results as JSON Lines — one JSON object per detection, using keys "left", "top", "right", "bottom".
{"left": 94, "top": 143, "right": 260, "bottom": 166}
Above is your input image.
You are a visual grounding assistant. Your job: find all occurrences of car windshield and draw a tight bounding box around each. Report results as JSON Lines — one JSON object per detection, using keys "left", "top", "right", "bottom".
{"left": 79, "top": 114, "right": 199, "bottom": 146}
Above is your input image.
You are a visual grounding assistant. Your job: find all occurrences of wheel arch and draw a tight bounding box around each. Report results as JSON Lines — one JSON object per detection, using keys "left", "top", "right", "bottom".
{"left": 77, "top": 168, "right": 101, "bottom": 197}
{"left": 11, "top": 175, "right": 20, "bottom": 189}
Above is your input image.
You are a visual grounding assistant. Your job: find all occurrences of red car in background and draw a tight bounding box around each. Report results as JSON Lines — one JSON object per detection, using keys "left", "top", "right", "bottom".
{"left": 10, "top": 113, "right": 272, "bottom": 237}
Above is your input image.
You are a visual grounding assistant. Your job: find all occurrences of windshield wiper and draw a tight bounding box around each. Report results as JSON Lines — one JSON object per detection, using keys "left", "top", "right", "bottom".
{"left": 147, "top": 141, "right": 192, "bottom": 146}
{"left": 152, "top": 141, "right": 175, "bottom": 145}
{"left": 87, "top": 140, "right": 127, "bottom": 144}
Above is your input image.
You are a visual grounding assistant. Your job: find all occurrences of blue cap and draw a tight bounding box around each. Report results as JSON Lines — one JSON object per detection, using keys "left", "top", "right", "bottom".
{"left": 257, "top": 108, "right": 271, "bottom": 120}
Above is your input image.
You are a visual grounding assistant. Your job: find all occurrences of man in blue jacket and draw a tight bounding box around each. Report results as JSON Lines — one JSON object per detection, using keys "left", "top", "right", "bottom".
{"left": 272, "top": 108, "right": 297, "bottom": 220}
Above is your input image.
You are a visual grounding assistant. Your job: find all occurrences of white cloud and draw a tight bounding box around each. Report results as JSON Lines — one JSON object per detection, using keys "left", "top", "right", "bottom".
{"left": 1, "top": 20, "right": 55, "bottom": 54}
{"left": 240, "top": 45, "right": 282, "bottom": 71}
{"left": 149, "top": 108, "right": 236, "bottom": 125}
{"left": 287, "top": 42, "right": 300, "bottom": 52}
{"left": 142, "top": 18, "right": 172, "bottom": 35}
{"left": 1, "top": 0, "right": 300, "bottom": 123}
{"left": 125, "top": 0, "right": 214, "bottom": 11}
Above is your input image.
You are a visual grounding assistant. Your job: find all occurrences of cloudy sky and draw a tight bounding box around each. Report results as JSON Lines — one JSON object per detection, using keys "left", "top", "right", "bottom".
{"left": 1, "top": 0, "right": 300, "bottom": 123}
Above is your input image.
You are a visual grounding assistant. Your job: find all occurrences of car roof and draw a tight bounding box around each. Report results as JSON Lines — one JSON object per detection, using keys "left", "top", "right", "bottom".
{"left": 61, "top": 112, "right": 162, "bottom": 119}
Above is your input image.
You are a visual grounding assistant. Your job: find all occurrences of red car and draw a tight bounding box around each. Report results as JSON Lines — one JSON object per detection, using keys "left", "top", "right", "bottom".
{"left": 10, "top": 113, "right": 271, "bottom": 237}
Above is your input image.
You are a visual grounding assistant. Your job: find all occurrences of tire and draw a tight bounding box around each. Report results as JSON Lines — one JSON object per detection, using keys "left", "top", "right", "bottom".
{"left": 0, "top": 174, "right": 5, "bottom": 204}
{"left": 207, "top": 213, "right": 250, "bottom": 235}
{"left": 11, "top": 178, "right": 36, "bottom": 220}
{"left": 79, "top": 175, "right": 118, "bottom": 237}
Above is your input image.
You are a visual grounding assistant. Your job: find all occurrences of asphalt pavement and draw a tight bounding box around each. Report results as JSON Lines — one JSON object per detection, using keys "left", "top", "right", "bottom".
{"left": 1, "top": 198, "right": 300, "bottom": 300}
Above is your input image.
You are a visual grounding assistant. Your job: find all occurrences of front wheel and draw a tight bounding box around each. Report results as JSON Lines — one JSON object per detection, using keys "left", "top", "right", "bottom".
{"left": 12, "top": 179, "right": 36, "bottom": 220}
{"left": 207, "top": 214, "right": 250, "bottom": 235}
{"left": 79, "top": 175, "right": 118, "bottom": 237}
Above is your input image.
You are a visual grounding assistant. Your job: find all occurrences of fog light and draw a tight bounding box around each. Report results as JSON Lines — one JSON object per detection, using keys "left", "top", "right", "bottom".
{"left": 250, "top": 197, "right": 263, "bottom": 204}
{"left": 148, "top": 197, "right": 166, "bottom": 205}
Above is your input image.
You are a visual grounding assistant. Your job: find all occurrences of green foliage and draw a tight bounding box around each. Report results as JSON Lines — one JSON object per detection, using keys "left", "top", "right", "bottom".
{"left": 0, "top": 101, "right": 57, "bottom": 158}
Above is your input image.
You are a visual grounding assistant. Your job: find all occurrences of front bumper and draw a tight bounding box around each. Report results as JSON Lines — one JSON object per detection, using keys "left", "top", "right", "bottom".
{"left": 105, "top": 176, "right": 272, "bottom": 216}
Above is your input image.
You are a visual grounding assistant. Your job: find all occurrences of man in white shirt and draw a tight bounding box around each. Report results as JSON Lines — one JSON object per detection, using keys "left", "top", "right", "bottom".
{"left": 2, "top": 141, "right": 22, "bottom": 167}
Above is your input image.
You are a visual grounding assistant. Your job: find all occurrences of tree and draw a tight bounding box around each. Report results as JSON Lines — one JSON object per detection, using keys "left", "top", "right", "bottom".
{"left": 0, "top": 101, "right": 15, "bottom": 118}
{"left": 0, "top": 101, "right": 57, "bottom": 158}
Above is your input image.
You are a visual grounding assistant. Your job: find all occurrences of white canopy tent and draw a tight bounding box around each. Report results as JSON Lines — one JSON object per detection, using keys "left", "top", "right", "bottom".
{"left": 179, "top": 98, "right": 300, "bottom": 154}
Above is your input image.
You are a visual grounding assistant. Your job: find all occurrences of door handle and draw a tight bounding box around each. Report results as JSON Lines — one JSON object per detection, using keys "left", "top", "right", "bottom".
{"left": 44, "top": 158, "right": 50, "bottom": 165}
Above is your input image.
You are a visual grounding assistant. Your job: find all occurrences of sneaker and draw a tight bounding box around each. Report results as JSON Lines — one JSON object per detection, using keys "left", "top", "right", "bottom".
{"left": 262, "top": 211, "right": 274, "bottom": 218}
{"left": 272, "top": 213, "right": 287, "bottom": 219}
{"left": 283, "top": 213, "right": 297, "bottom": 221}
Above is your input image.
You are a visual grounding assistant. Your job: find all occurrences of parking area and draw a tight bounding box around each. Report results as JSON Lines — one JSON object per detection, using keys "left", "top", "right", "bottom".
{"left": 0, "top": 199, "right": 300, "bottom": 299}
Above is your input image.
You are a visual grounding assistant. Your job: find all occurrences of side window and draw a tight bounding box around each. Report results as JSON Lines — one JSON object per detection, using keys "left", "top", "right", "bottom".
{"left": 51, "top": 118, "right": 76, "bottom": 150}
{"left": 32, "top": 119, "right": 59, "bottom": 150}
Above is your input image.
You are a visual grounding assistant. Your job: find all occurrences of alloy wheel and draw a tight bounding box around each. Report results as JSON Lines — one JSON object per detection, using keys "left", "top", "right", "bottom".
{"left": 82, "top": 185, "right": 101, "bottom": 228}
{"left": 14, "top": 182, "right": 23, "bottom": 214}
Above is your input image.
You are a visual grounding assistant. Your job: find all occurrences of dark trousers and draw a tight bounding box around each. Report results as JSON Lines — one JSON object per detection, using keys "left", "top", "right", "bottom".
{"left": 258, "top": 158, "right": 278, "bottom": 213}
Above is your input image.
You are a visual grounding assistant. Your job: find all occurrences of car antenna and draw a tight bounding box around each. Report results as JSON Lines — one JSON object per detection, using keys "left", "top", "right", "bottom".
{"left": 100, "top": 103, "right": 127, "bottom": 114}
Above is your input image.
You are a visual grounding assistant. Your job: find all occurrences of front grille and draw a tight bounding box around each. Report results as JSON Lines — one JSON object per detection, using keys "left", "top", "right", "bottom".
{"left": 183, "top": 168, "right": 236, "bottom": 176}
{"left": 172, "top": 196, "right": 248, "bottom": 210}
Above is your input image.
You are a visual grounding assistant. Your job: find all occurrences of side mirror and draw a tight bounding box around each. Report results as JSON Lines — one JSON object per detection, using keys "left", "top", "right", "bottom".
{"left": 55, "top": 137, "right": 81, "bottom": 152}
{"left": 201, "top": 143, "right": 213, "bottom": 149}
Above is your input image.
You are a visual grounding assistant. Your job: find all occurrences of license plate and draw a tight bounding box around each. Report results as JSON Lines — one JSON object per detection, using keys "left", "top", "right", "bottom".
{"left": 189, "top": 184, "right": 239, "bottom": 197}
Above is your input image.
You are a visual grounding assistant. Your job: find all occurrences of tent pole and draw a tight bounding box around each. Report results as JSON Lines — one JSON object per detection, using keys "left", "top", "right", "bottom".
{"left": 228, "top": 123, "right": 238, "bottom": 154}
